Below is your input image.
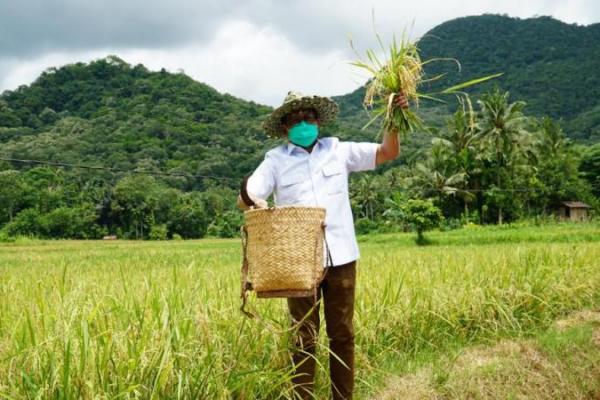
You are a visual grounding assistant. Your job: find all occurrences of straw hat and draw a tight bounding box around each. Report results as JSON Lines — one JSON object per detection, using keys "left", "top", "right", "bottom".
{"left": 262, "top": 91, "right": 339, "bottom": 138}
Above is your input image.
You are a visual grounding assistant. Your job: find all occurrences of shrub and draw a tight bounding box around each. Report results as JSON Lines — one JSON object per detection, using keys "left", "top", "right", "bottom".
{"left": 401, "top": 199, "right": 444, "bottom": 245}
{"left": 3, "top": 208, "right": 42, "bottom": 237}
{"left": 39, "top": 206, "right": 103, "bottom": 239}
{"left": 0, "top": 229, "right": 15, "bottom": 243}
{"left": 355, "top": 218, "right": 379, "bottom": 235}
{"left": 206, "top": 211, "right": 243, "bottom": 238}
{"left": 149, "top": 224, "right": 168, "bottom": 240}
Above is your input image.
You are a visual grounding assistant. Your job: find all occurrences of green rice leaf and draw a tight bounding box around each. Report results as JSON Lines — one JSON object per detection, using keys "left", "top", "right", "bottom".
{"left": 416, "top": 93, "right": 446, "bottom": 103}
{"left": 440, "top": 73, "right": 504, "bottom": 94}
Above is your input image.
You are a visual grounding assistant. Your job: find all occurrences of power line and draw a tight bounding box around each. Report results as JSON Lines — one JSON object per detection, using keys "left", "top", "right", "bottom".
{"left": 0, "top": 156, "right": 237, "bottom": 182}
{"left": 1, "top": 156, "right": 553, "bottom": 193}
{"left": 425, "top": 188, "right": 546, "bottom": 193}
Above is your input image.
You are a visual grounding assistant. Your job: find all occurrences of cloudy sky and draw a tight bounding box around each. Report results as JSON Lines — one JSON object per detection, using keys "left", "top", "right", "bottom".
{"left": 0, "top": 0, "right": 598, "bottom": 106}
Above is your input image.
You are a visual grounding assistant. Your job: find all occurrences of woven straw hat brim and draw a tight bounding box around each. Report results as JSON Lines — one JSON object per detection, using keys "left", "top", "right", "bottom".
{"left": 263, "top": 96, "right": 339, "bottom": 138}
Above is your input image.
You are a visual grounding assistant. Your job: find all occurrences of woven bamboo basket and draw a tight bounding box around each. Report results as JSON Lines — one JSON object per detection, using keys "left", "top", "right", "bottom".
{"left": 241, "top": 206, "right": 329, "bottom": 305}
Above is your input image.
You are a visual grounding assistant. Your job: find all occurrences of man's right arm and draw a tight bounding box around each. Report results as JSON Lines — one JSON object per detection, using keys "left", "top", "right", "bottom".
{"left": 237, "top": 157, "right": 275, "bottom": 210}
{"left": 237, "top": 193, "right": 268, "bottom": 210}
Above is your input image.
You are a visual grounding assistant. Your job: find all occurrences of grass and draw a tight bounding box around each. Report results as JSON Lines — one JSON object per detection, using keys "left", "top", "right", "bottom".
{"left": 0, "top": 221, "right": 599, "bottom": 398}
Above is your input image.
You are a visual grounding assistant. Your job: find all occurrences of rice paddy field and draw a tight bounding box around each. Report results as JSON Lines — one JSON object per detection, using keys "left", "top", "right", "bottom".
{"left": 1, "top": 221, "right": 600, "bottom": 399}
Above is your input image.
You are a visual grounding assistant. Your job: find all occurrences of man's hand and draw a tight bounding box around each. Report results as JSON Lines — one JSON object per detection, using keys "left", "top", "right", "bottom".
{"left": 394, "top": 91, "right": 409, "bottom": 110}
{"left": 375, "top": 90, "right": 408, "bottom": 166}
{"left": 237, "top": 193, "right": 268, "bottom": 210}
{"left": 393, "top": 91, "right": 408, "bottom": 110}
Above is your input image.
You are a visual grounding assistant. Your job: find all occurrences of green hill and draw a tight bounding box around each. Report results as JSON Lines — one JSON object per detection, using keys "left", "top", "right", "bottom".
{"left": 0, "top": 55, "right": 278, "bottom": 190}
{"left": 415, "top": 14, "right": 600, "bottom": 141}
{"left": 2, "top": 14, "right": 599, "bottom": 180}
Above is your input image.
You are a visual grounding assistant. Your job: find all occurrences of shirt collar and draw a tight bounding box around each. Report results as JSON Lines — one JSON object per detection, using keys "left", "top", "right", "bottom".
{"left": 286, "top": 137, "right": 322, "bottom": 155}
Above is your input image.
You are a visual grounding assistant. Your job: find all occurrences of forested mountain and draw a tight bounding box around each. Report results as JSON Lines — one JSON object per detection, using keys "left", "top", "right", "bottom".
{"left": 0, "top": 55, "right": 276, "bottom": 190}
{"left": 0, "top": 56, "right": 280, "bottom": 239}
{"left": 416, "top": 14, "right": 600, "bottom": 142}
{"left": 2, "top": 14, "right": 599, "bottom": 175}
{"left": 0, "top": 14, "right": 599, "bottom": 240}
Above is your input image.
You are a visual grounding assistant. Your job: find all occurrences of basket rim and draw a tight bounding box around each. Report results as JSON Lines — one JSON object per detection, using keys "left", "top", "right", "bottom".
{"left": 244, "top": 205, "right": 326, "bottom": 215}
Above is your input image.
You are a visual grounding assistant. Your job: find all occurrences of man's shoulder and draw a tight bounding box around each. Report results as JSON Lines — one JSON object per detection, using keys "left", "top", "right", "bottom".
{"left": 265, "top": 143, "right": 288, "bottom": 159}
{"left": 318, "top": 136, "right": 342, "bottom": 152}
{"left": 320, "top": 136, "right": 339, "bottom": 146}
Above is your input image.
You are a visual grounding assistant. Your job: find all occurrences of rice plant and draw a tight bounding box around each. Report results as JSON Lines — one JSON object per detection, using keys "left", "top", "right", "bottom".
{"left": 350, "top": 29, "right": 503, "bottom": 138}
{"left": 0, "top": 222, "right": 599, "bottom": 398}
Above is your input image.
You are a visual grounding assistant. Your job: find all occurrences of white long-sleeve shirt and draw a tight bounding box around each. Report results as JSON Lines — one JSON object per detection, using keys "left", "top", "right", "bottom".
{"left": 246, "top": 136, "right": 379, "bottom": 266}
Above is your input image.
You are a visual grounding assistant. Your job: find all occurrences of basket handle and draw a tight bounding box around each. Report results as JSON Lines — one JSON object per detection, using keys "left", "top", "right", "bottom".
{"left": 324, "top": 223, "right": 333, "bottom": 269}
{"left": 240, "top": 225, "right": 255, "bottom": 318}
{"left": 313, "top": 222, "right": 333, "bottom": 303}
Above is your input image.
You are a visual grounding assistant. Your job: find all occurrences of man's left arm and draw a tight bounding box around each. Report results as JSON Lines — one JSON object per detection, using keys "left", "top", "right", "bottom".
{"left": 343, "top": 126, "right": 400, "bottom": 172}
{"left": 375, "top": 126, "right": 400, "bottom": 166}
{"left": 342, "top": 92, "right": 407, "bottom": 171}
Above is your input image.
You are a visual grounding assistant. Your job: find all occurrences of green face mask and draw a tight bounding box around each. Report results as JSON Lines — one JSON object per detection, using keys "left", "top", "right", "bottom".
{"left": 288, "top": 121, "right": 318, "bottom": 147}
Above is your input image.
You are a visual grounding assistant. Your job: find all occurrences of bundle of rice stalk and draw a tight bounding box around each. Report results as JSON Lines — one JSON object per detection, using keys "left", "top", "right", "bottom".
{"left": 350, "top": 32, "right": 502, "bottom": 138}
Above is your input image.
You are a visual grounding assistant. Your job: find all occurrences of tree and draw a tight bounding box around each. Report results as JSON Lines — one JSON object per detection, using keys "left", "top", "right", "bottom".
{"left": 434, "top": 96, "right": 479, "bottom": 173}
{"left": 206, "top": 210, "right": 243, "bottom": 238}
{"left": 0, "top": 170, "right": 27, "bottom": 223}
{"left": 382, "top": 191, "right": 407, "bottom": 228}
{"left": 149, "top": 224, "right": 168, "bottom": 240}
{"left": 475, "top": 89, "right": 530, "bottom": 224}
{"left": 3, "top": 208, "right": 42, "bottom": 237}
{"left": 21, "top": 167, "right": 67, "bottom": 214}
{"left": 434, "top": 98, "right": 481, "bottom": 218}
{"left": 527, "top": 118, "right": 591, "bottom": 214}
{"left": 0, "top": 99, "right": 22, "bottom": 127}
{"left": 400, "top": 199, "right": 444, "bottom": 245}
{"left": 167, "top": 192, "right": 209, "bottom": 238}
{"left": 39, "top": 205, "right": 103, "bottom": 239}
{"left": 580, "top": 143, "right": 600, "bottom": 199}
{"left": 110, "top": 175, "right": 162, "bottom": 239}
{"left": 405, "top": 137, "right": 475, "bottom": 217}
{"left": 349, "top": 174, "right": 391, "bottom": 221}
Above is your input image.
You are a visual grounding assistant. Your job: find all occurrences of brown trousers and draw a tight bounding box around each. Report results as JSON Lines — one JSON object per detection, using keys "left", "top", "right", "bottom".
{"left": 287, "top": 260, "right": 356, "bottom": 400}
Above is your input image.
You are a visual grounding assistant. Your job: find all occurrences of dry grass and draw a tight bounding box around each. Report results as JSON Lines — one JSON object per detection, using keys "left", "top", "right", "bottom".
{"left": 554, "top": 310, "right": 600, "bottom": 331}
{"left": 375, "top": 368, "right": 438, "bottom": 400}
{"left": 374, "top": 310, "right": 600, "bottom": 400}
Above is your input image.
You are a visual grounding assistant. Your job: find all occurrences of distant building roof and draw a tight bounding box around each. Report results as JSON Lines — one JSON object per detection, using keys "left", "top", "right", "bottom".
{"left": 561, "top": 201, "right": 591, "bottom": 208}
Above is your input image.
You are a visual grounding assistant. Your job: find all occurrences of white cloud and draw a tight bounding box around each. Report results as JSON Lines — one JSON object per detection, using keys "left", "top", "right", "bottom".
{"left": 154, "top": 20, "right": 360, "bottom": 106}
{"left": 0, "top": 20, "right": 362, "bottom": 106}
{"left": 0, "top": 50, "right": 108, "bottom": 91}
{"left": 0, "top": 0, "right": 598, "bottom": 106}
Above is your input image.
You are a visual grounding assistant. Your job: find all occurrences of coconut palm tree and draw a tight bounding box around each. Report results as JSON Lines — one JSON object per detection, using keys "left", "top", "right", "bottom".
{"left": 431, "top": 97, "right": 481, "bottom": 218}
{"left": 350, "top": 175, "right": 381, "bottom": 221}
{"left": 475, "top": 89, "right": 529, "bottom": 224}
{"left": 537, "top": 117, "right": 569, "bottom": 158}
{"left": 433, "top": 97, "right": 479, "bottom": 162}
{"left": 407, "top": 160, "right": 475, "bottom": 210}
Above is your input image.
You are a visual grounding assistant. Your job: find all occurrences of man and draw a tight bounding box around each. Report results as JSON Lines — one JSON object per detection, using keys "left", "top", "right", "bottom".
{"left": 237, "top": 91, "right": 407, "bottom": 399}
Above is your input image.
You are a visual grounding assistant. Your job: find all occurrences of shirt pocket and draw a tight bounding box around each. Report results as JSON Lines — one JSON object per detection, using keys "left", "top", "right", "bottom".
{"left": 322, "top": 162, "right": 346, "bottom": 195}
{"left": 277, "top": 172, "right": 307, "bottom": 204}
